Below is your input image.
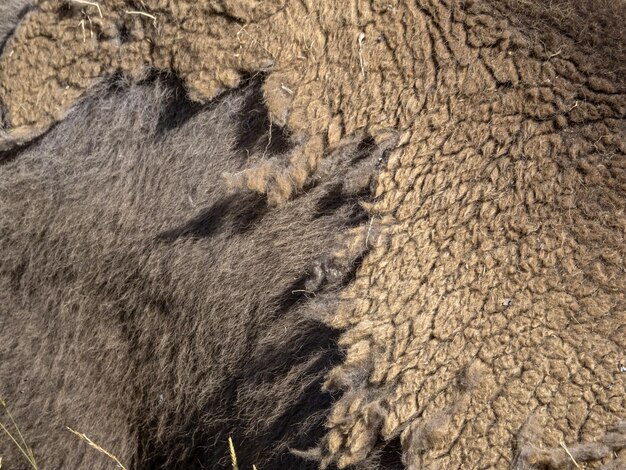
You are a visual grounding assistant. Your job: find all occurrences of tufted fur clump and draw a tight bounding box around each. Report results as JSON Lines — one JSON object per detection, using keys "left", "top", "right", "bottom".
{"left": 0, "top": 75, "right": 388, "bottom": 469}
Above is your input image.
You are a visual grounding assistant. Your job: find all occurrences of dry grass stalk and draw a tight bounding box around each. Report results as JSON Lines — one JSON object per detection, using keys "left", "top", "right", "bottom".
{"left": 228, "top": 436, "right": 259, "bottom": 470}
{"left": 357, "top": 32, "right": 366, "bottom": 76}
{"left": 124, "top": 10, "right": 157, "bottom": 26}
{"left": 0, "top": 399, "right": 38, "bottom": 470}
{"left": 70, "top": 0, "right": 103, "bottom": 18}
{"left": 66, "top": 426, "right": 127, "bottom": 470}
{"left": 559, "top": 441, "right": 581, "bottom": 469}
{"left": 228, "top": 436, "right": 238, "bottom": 470}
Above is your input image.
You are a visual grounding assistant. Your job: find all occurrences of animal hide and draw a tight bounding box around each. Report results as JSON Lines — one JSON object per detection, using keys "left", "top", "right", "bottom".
{"left": 0, "top": 74, "right": 391, "bottom": 469}
{"left": 0, "top": 0, "right": 31, "bottom": 48}
{"left": 1, "top": 0, "right": 625, "bottom": 469}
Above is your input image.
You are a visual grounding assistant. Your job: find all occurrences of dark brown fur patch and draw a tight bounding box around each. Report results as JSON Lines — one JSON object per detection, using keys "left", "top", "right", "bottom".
{"left": 0, "top": 74, "right": 383, "bottom": 469}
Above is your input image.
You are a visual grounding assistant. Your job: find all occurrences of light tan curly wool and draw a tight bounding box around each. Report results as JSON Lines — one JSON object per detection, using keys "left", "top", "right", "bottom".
{"left": 1, "top": 0, "right": 625, "bottom": 468}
